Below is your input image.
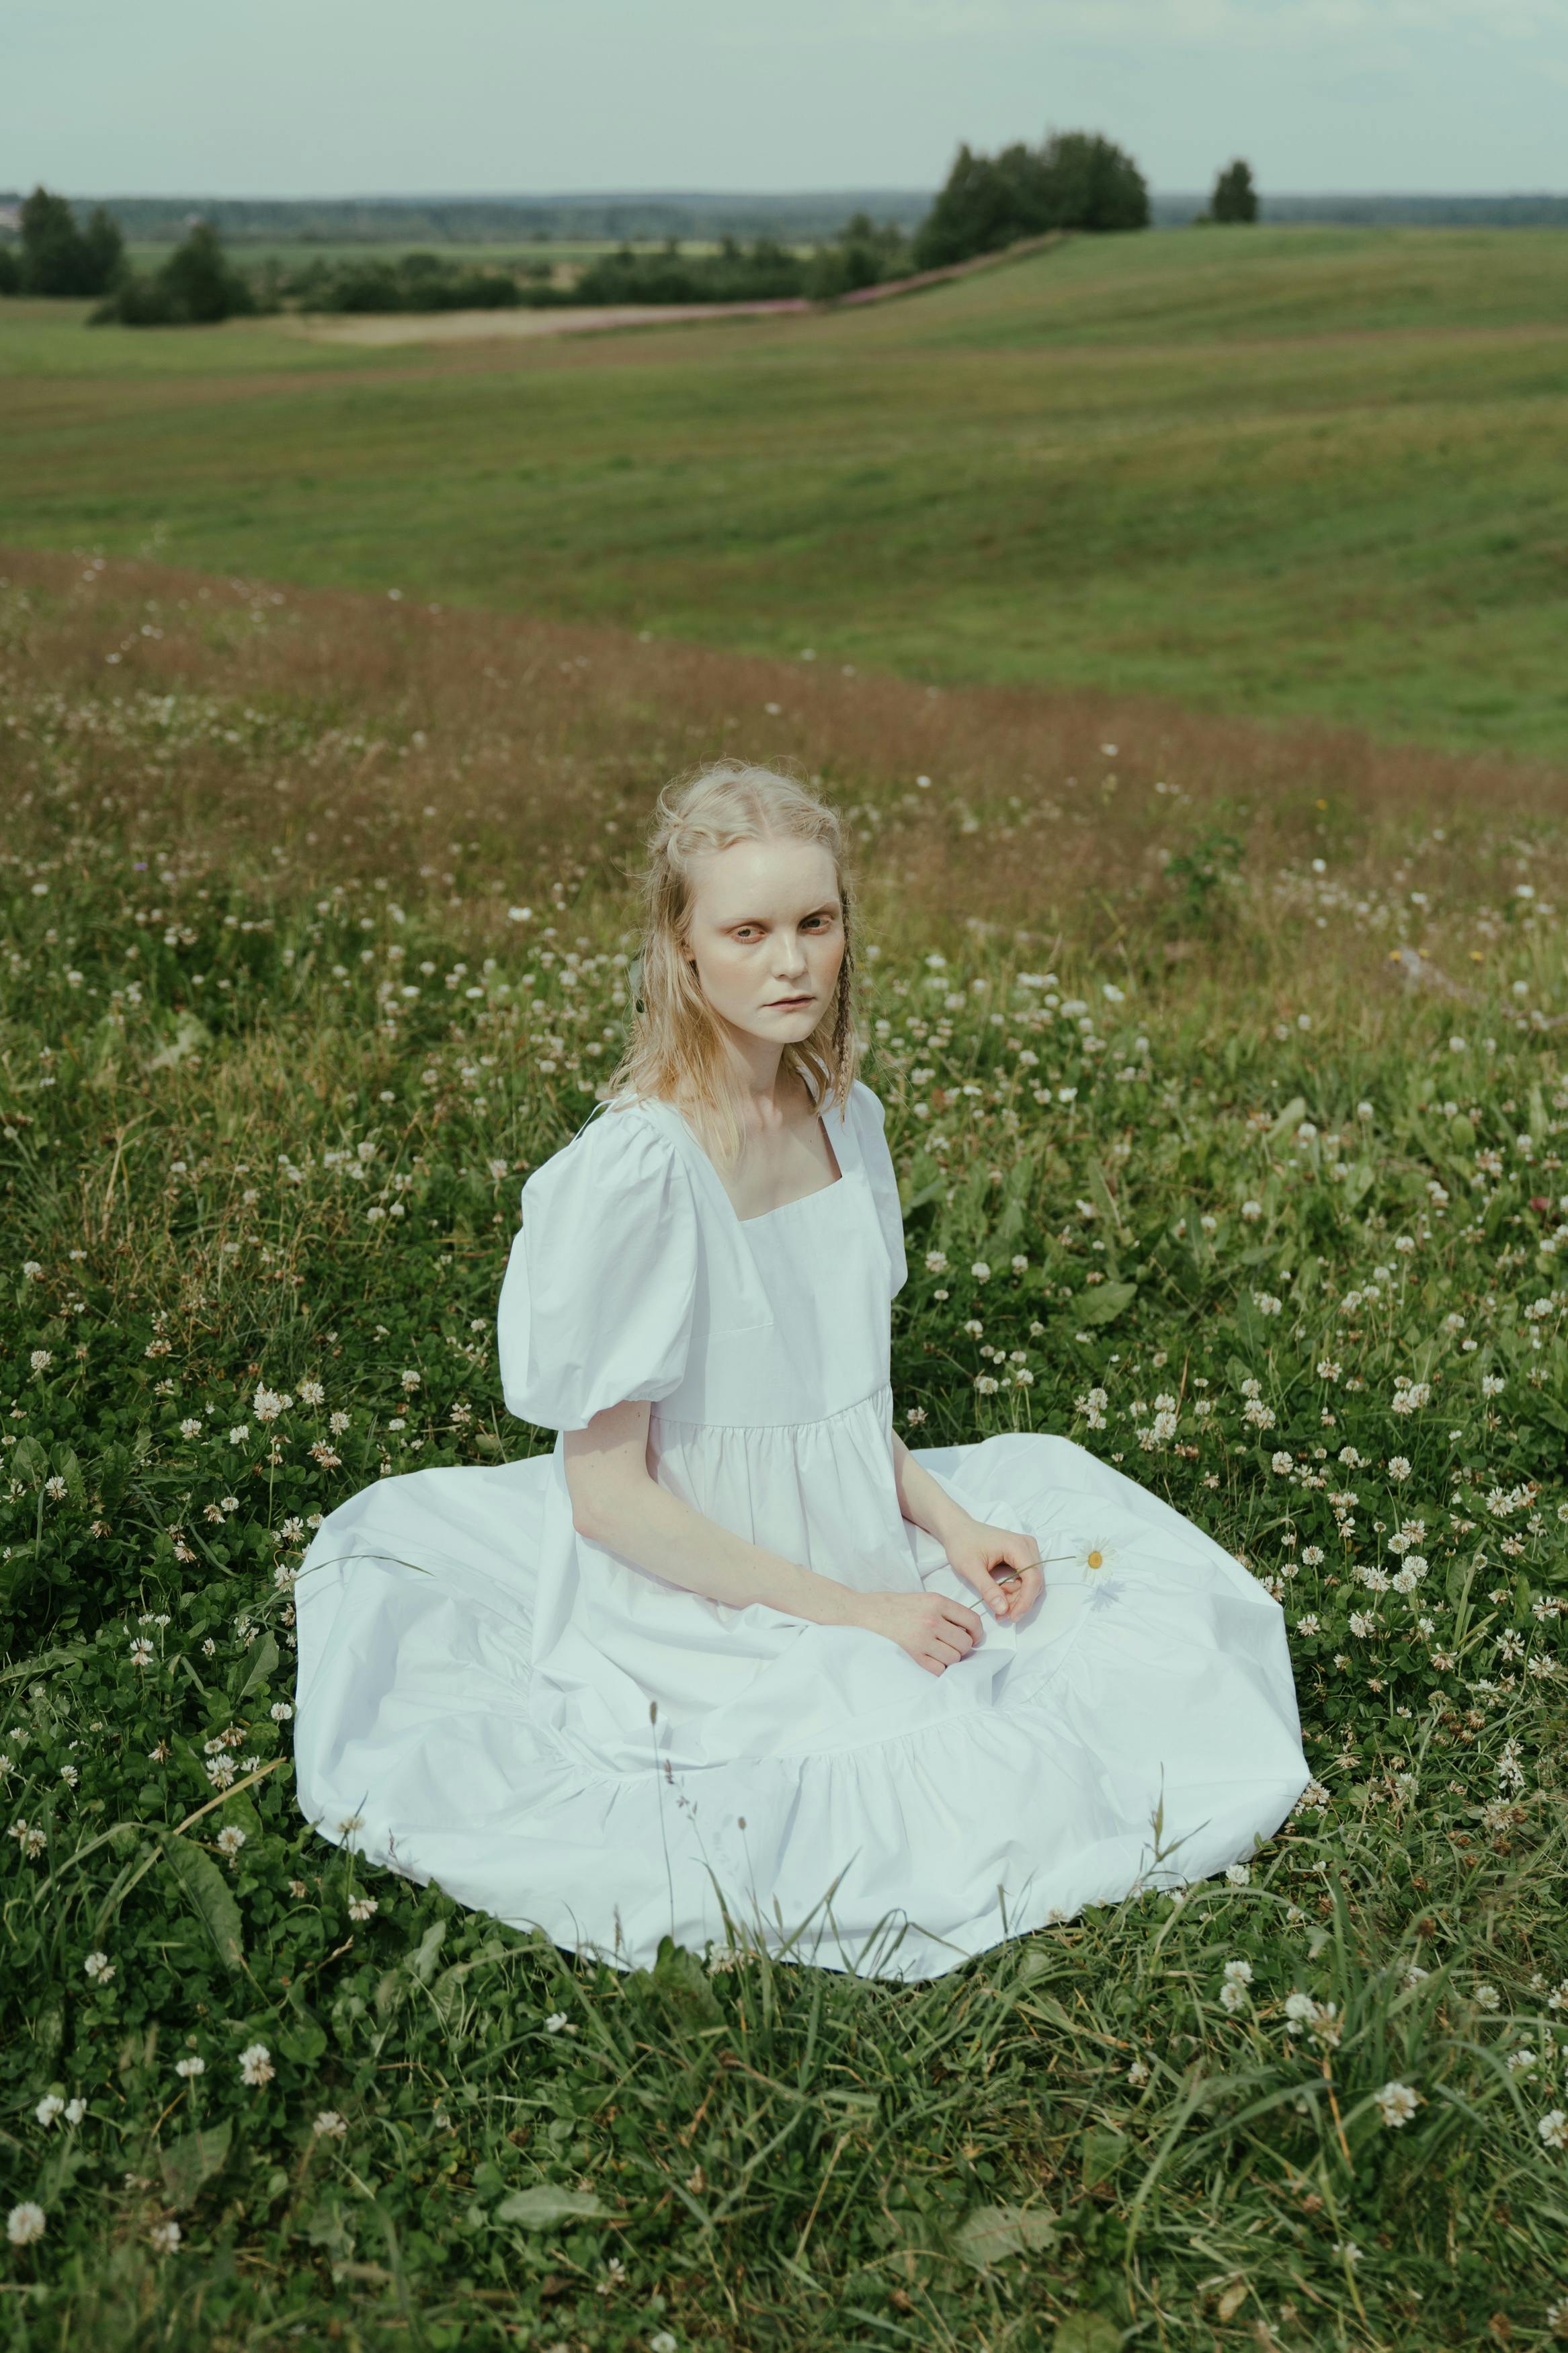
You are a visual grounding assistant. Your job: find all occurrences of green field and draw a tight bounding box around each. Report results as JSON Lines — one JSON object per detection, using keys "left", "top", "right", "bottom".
{"left": 3, "top": 225, "right": 1567, "bottom": 758}
{"left": 2, "top": 555, "right": 1567, "bottom": 2348}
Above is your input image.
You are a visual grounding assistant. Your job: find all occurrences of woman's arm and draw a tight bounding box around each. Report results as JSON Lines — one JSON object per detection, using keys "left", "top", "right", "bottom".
{"left": 891, "top": 1431, "right": 1044, "bottom": 1622}
{"left": 563, "top": 1400, "right": 985, "bottom": 1673}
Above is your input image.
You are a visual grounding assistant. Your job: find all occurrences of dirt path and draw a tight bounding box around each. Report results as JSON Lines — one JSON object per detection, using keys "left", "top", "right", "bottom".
{"left": 277, "top": 298, "right": 811, "bottom": 348}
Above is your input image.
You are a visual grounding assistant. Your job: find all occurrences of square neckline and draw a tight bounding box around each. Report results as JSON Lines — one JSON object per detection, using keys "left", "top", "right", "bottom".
{"left": 648, "top": 1092, "right": 853, "bottom": 1228}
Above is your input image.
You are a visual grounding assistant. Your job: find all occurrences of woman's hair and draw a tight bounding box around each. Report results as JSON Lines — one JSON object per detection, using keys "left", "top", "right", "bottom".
{"left": 606, "top": 759, "right": 858, "bottom": 1165}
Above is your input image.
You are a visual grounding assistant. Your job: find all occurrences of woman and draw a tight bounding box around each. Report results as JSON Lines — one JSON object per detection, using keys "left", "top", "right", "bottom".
{"left": 294, "top": 762, "right": 1309, "bottom": 1981}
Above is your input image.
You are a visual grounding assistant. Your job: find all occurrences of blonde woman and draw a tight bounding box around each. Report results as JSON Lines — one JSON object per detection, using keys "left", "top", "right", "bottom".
{"left": 294, "top": 762, "right": 1308, "bottom": 1979}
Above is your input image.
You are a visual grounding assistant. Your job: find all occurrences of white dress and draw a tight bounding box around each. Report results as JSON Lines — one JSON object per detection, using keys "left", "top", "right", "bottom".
{"left": 294, "top": 1081, "right": 1309, "bottom": 1981}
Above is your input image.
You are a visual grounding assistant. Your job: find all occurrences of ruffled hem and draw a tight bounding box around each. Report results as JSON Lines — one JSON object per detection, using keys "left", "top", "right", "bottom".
{"left": 294, "top": 1429, "right": 1309, "bottom": 1981}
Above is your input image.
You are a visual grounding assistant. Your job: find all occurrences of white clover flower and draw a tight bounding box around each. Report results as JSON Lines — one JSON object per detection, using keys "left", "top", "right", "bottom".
{"left": 1219, "top": 1980, "right": 1248, "bottom": 2013}
{"left": 7, "top": 2203, "right": 46, "bottom": 2247}
{"left": 1375, "top": 2080, "right": 1420, "bottom": 2128}
{"left": 347, "top": 1895, "right": 378, "bottom": 1923}
{"left": 1473, "top": 1984, "right": 1501, "bottom": 2011}
{"left": 924, "top": 1250, "right": 948, "bottom": 1275}
{"left": 1538, "top": 2109, "right": 1568, "bottom": 2150}
{"left": 969, "top": 1261, "right": 991, "bottom": 1282}
{"left": 35, "top": 2095, "right": 65, "bottom": 2128}
{"left": 1011, "top": 1253, "right": 1028, "bottom": 1273}
{"left": 270, "top": 1701, "right": 294, "bottom": 1722}
{"left": 65, "top": 2098, "right": 85, "bottom": 2126}
{"left": 83, "top": 1950, "right": 114, "bottom": 1984}
{"left": 252, "top": 1384, "right": 288, "bottom": 1423}
{"left": 229, "top": 1424, "right": 251, "bottom": 1445}
{"left": 649, "top": 2334, "right": 679, "bottom": 2353}
{"left": 1240, "top": 1199, "right": 1262, "bottom": 1222}
{"left": 1223, "top": 1959, "right": 1254, "bottom": 1985}
{"left": 1126, "top": 2058, "right": 1149, "bottom": 2087}
{"left": 1481, "top": 1373, "right": 1506, "bottom": 1397}
{"left": 30, "top": 1349, "right": 52, "bottom": 1372}
{"left": 179, "top": 1417, "right": 202, "bottom": 1440}
{"left": 1225, "top": 1862, "right": 1251, "bottom": 1886}
{"left": 175, "top": 2056, "right": 206, "bottom": 2079}
{"left": 149, "top": 2218, "right": 182, "bottom": 2254}
{"left": 239, "top": 2042, "right": 274, "bottom": 2089}
{"left": 216, "top": 1826, "right": 246, "bottom": 1858}
{"left": 544, "top": 2011, "right": 570, "bottom": 2034}
{"left": 1387, "top": 1456, "right": 1412, "bottom": 1482}
{"left": 313, "top": 2110, "right": 348, "bottom": 2139}
{"left": 1271, "top": 1451, "right": 1293, "bottom": 1474}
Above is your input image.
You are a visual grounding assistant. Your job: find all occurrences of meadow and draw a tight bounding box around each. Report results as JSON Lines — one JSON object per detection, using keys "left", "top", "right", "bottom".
{"left": 1, "top": 544, "right": 1567, "bottom": 2350}
{"left": 2, "top": 226, "right": 1568, "bottom": 758}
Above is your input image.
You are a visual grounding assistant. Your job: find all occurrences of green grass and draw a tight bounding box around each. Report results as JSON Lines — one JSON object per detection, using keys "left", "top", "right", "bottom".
{"left": 3, "top": 226, "right": 1568, "bottom": 758}
{"left": 2, "top": 563, "right": 1568, "bottom": 2349}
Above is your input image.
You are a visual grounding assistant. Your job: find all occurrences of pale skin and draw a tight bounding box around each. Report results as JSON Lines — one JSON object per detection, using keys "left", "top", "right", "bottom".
{"left": 561, "top": 832, "right": 1044, "bottom": 1677}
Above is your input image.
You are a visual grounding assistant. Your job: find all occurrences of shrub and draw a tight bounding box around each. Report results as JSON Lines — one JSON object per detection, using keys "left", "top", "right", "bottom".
{"left": 91, "top": 221, "right": 255, "bottom": 328}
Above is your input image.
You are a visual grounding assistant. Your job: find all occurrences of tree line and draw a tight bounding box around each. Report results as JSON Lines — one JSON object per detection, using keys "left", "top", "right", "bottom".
{"left": 0, "top": 145, "right": 1262, "bottom": 327}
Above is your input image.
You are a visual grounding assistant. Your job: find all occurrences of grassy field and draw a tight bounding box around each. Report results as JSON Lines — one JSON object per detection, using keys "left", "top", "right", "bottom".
{"left": 2, "top": 226, "right": 1567, "bottom": 758}
{"left": 2, "top": 551, "right": 1568, "bottom": 2348}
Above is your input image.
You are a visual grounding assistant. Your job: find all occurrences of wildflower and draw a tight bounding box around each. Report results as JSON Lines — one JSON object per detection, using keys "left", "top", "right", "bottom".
{"left": 1539, "top": 2110, "right": 1568, "bottom": 2150}
{"left": 1126, "top": 2058, "right": 1149, "bottom": 2087}
{"left": 1225, "top": 1862, "right": 1251, "bottom": 1886}
{"left": 35, "top": 2095, "right": 65, "bottom": 2128}
{"left": 30, "top": 1349, "right": 51, "bottom": 1372}
{"left": 83, "top": 1951, "right": 114, "bottom": 1983}
{"left": 313, "top": 2110, "right": 348, "bottom": 2139}
{"left": 924, "top": 1250, "right": 948, "bottom": 1274}
{"left": 650, "top": 2334, "right": 679, "bottom": 2353}
{"left": 229, "top": 1424, "right": 250, "bottom": 1445}
{"left": 270, "top": 1701, "right": 294, "bottom": 1722}
{"left": 65, "top": 2098, "right": 85, "bottom": 2125}
{"left": 1271, "top": 1451, "right": 1293, "bottom": 1474}
{"left": 1240, "top": 1200, "right": 1262, "bottom": 1222}
{"left": 1474, "top": 1984, "right": 1501, "bottom": 2011}
{"left": 1375, "top": 2080, "right": 1421, "bottom": 2128}
{"left": 1387, "top": 1457, "right": 1412, "bottom": 1482}
{"left": 1223, "top": 1958, "right": 1254, "bottom": 1985}
{"left": 7, "top": 2203, "right": 46, "bottom": 2247}
{"left": 970, "top": 1261, "right": 991, "bottom": 1282}
{"left": 1252, "top": 1291, "right": 1283, "bottom": 1317}
{"left": 329, "top": 1410, "right": 352, "bottom": 1435}
{"left": 9, "top": 1819, "right": 46, "bottom": 1859}
{"left": 347, "top": 1895, "right": 378, "bottom": 1923}
{"left": 1481, "top": 1373, "right": 1506, "bottom": 1398}
{"left": 238, "top": 2043, "right": 274, "bottom": 2089}
{"left": 128, "top": 1636, "right": 155, "bottom": 1669}
{"left": 544, "top": 2011, "right": 569, "bottom": 2034}
{"left": 216, "top": 1826, "right": 246, "bottom": 1859}
{"left": 149, "top": 2218, "right": 181, "bottom": 2254}
{"left": 175, "top": 2056, "right": 206, "bottom": 2079}
{"left": 400, "top": 1369, "right": 421, "bottom": 1391}
{"left": 179, "top": 1417, "right": 202, "bottom": 1439}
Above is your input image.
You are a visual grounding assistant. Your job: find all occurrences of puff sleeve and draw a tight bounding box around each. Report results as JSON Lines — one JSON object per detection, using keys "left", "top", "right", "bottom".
{"left": 496, "top": 1105, "right": 700, "bottom": 1430}
{"left": 851, "top": 1081, "right": 907, "bottom": 1298}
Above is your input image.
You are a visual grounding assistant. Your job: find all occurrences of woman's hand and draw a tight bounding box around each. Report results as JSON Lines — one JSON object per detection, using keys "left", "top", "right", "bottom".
{"left": 853, "top": 1590, "right": 985, "bottom": 1676}
{"left": 945, "top": 1517, "right": 1043, "bottom": 1622}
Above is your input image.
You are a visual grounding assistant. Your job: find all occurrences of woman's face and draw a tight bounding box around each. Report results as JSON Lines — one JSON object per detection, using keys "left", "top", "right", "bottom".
{"left": 682, "top": 834, "right": 845, "bottom": 1051}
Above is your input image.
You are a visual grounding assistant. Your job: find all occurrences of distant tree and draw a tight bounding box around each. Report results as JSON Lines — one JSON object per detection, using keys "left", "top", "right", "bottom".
{"left": 0, "top": 245, "right": 20, "bottom": 296}
{"left": 1210, "top": 160, "right": 1258, "bottom": 223}
{"left": 159, "top": 221, "right": 255, "bottom": 322}
{"left": 91, "top": 219, "right": 255, "bottom": 327}
{"left": 1037, "top": 132, "right": 1150, "bottom": 233}
{"left": 915, "top": 129, "right": 1149, "bottom": 268}
{"left": 16, "top": 186, "right": 125, "bottom": 296}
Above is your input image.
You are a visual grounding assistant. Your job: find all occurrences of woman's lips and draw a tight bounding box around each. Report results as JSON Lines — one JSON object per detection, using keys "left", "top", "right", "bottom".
{"left": 767, "top": 994, "right": 813, "bottom": 1008}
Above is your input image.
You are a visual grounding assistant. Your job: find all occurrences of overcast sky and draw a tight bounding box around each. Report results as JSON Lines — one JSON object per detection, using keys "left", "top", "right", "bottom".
{"left": 7, "top": 0, "right": 1565, "bottom": 199}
